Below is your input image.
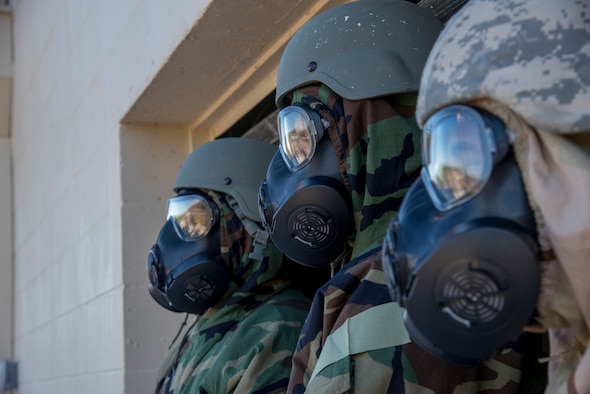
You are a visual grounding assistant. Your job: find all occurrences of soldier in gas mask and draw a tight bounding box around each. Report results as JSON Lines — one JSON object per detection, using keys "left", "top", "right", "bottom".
{"left": 258, "top": 0, "right": 545, "bottom": 392}
{"left": 382, "top": 0, "right": 589, "bottom": 392}
{"left": 148, "top": 138, "right": 311, "bottom": 393}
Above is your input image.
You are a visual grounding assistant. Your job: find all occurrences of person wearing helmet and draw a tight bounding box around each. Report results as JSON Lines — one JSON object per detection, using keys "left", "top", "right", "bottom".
{"left": 382, "top": 0, "right": 589, "bottom": 393}
{"left": 148, "top": 137, "right": 311, "bottom": 393}
{"left": 259, "top": 0, "right": 544, "bottom": 392}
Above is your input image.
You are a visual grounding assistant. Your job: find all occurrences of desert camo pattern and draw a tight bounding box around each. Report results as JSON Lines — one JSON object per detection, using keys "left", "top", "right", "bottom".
{"left": 286, "top": 84, "right": 546, "bottom": 394}
{"left": 416, "top": 0, "right": 590, "bottom": 134}
{"left": 155, "top": 191, "right": 310, "bottom": 394}
{"left": 417, "top": 1, "right": 590, "bottom": 392}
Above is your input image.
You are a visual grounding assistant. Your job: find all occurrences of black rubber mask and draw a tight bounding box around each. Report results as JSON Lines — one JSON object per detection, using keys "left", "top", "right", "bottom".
{"left": 258, "top": 133, "right": 351, "bottom": 268}
{"left": 382, "top": 150, "right": 540, "bottom": 365}
{"left": 147, "top": 204, "right": 229, "bottom": 315}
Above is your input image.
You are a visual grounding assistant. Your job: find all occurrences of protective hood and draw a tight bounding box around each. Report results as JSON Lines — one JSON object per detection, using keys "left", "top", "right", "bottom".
{"left": 290, "top": 84, "right": 422, "bottom": 264}
{"left": 416, "top": 0, "right": 590, "bottom": 391}
{"left": 416, "top": 0, "right": 590, "bottom": 133}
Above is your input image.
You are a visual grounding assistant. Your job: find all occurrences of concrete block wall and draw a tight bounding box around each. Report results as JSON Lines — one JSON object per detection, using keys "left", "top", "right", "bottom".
{"left": 119, "top": 124, "right": 195, "bottom": 392}
{"left": 0, "top": 137, "right": 12, "bottom": 363}
{"left": 0, "top": 12, "right": 10, "bottom": 137}
{"left": 8, "top": 0, "right": 359, "bottom": 392}
{"left": 10, "top": 1, "right": 211, "bottom": 393}
{"left": 0, "top": 8, "right": 13, "bottom": 372}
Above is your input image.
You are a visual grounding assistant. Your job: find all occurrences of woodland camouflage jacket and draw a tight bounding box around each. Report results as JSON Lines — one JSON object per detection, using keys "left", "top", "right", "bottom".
{"left": 286, "top": 85, "right": 546, "bottom": 393}
{"left": 156, "top": 192, "right": 310, "bottom": 394}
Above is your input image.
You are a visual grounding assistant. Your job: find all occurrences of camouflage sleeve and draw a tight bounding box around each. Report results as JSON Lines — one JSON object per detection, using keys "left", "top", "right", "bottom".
{"left": 158, "top": 288, "right": 310, "bottom": 394}
{"left": 288, "top": 290, "right": 326, "bottom": 393}
{"left": 288, "top": 250, "right": 407, "bottom": 394}
{"left": 401, "top": 335, "right": 548, "bottom": 394}
{"left": 288, "top": 249, "right": 548, "bottom": 394}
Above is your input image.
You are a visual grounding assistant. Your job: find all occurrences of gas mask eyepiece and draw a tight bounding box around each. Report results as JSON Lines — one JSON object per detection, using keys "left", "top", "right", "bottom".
{"left": 383, "top": 105, "right": 540, "bottom": 366}
{"left": 421, "top": 105, "right": 509, "bottom": 211}
{"left": 277, "top": 104, "right": 328, "bottom": 172}
{"left": 167, "top": 193, "right": 218, "bottom": 241}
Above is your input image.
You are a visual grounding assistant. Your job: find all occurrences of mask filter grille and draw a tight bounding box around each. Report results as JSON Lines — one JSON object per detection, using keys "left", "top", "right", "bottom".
{"left": 183, "top": 275, "right": 216, "bottom": 302}
{"left": 290, "top": 208, "right": 332, "bottom": 247}
{"left": 440, "top": 264, "right": 506, "bottom": 326}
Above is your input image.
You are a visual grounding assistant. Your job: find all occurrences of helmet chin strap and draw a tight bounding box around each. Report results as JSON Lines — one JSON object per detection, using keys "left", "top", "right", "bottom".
{"left": 225, "top": 196, "right": 269, "bottom": 261}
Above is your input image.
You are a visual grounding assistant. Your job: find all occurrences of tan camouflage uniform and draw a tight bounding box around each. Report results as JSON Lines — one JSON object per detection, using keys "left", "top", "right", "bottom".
{"left": 416, "top": 0, "right": 590, "bottom": 392}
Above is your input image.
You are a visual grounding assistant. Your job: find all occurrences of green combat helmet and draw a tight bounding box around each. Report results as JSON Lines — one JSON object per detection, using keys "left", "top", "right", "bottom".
{"left": 174, "top": 137, "right": 278, "bottom": 261}
{"left": 174, "top": 137, "right": 277, "bottom": 222}
{"left": 275, "top": 0, "right": 444, "bottom": 107}
{"left": 147, "top": 138, "right": 278, "bottom": 314}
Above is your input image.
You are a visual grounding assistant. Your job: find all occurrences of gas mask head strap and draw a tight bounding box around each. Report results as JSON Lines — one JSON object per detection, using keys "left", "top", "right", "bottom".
{"left": 225, "top": 195, "right": 269, "bottom": 261}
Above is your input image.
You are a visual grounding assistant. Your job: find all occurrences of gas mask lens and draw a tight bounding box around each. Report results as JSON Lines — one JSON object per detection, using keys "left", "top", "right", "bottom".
{"left": 277, "top": 105, "right": 325, "bottom": 172}
{"left": 167, "top": 194, "right": 217, "bottom": 241}
{"left": 421, "top": 105, "right": 507, "bottom": 211}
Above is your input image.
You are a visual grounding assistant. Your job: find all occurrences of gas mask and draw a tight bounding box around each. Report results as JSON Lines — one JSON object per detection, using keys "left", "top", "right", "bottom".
{"left": 258, "top": 104, "right": 352, "bottom": 268}
{"left": 147, "top": 191, "right": 229, "bottom": 315}
{"left": 382, "top": 105, "right": 540, "bottom": 366}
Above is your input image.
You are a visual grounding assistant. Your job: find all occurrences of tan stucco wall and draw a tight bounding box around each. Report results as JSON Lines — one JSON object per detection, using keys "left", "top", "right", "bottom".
{"left": 0, "top": 137, "right": 12, "bottom": 362}
{"left": 9, "top": 0, "right": 351, "bottom": 392}
{"left": 10, "top": 1, "right": 210, "bottom": 393}
{"left": 0, "top": 10, "right": 12, "bottom": 369}
{"left": 119, "top": 123, "right": 193, "bottom": 391}
{"left": 0, "top": 12, "right": 10, "bottom": 138}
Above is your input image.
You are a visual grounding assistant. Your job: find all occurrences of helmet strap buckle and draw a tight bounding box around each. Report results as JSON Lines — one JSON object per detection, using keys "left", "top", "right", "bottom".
{"left": 226, "top": 195, "right": 268, "bottom": 261}
{"left": 249, "top": 228, "right": 269, "bottom": 261}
